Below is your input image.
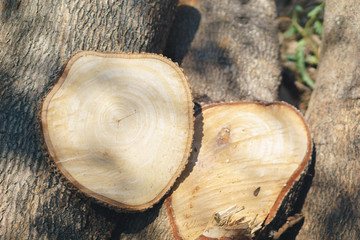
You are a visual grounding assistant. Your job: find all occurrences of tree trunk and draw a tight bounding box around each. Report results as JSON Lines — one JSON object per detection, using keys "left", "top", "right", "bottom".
{"left": 297, "top": 0, "right": 360, "bottom": 239}
{"left": 165, "top": 0, "right": 281, "bottom": 105}
{"left": 0, "top": 1, "right": 177, "bottom": 239}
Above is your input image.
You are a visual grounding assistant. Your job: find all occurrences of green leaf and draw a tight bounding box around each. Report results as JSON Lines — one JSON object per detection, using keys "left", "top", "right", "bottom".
{"left": 284, "top": 24, "right": 298, "bottom": 37}
{"left": 314, "top": 20, "right": 323, "bottom": 36}
{"left": 286, "top": 54, "right": 297, "bottom": 62}
{"left": 296, "top": 40, "right": 315, "bottom": 89}
{"left": 307, "top": 3, "right": 324, "bottom": 18}
{"left": 295, "top": 5, "right": 304, "bottom": 12}
{"left": 305, "top": 55, "right": 319, "bottom": 65}
{"left": 296, "top": 40, "right": 305, "bottom": 67}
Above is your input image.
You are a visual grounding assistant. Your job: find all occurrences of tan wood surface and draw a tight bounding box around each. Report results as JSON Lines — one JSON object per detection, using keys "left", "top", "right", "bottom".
{"left": 42, "top": 52, "right": 193, "bottom": 211}
{"left": 167, "top": 102, "right": 312, "bottom": 239}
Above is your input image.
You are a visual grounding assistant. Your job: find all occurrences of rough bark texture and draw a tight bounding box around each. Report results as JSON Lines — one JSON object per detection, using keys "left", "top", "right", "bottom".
{"left": 165, "top": 0, "right": 281, "bottom": 104}
{"left": 0, "top": 0, "right": 177, "bottom": 239}
{"left": 297, "top": 0, "right": 360, "bottom": 239}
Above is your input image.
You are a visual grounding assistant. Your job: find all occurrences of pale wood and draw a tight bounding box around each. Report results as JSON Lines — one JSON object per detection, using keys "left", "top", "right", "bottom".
{"left": 41, "top": 51, "right": 193, "bottom": 211}
{"left": 166, "top": 102, "right": 312, "bottom": 240}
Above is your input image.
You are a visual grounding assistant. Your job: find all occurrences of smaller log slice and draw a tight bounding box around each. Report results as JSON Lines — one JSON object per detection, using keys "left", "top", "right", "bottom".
{"left": 166, "top": 102, "right": 312, "bottom": 239}
{"left": 41, "top": 51, "right": 194, "bottom": 211}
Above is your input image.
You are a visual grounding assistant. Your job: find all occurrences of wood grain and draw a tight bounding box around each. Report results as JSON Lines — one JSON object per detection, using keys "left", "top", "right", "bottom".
{"left": 41, "top": 52, "right": 193, "bottom": 211}
{"left": 167, "top": 102, "right": 311, "bottom": 239}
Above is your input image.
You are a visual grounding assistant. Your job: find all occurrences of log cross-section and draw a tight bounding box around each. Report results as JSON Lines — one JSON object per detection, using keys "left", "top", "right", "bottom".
{"left": 41, "top": 51, "right": 194, "bottom": 211}
{"left": 166, "top": 102, "right": 312, "bottom": 240}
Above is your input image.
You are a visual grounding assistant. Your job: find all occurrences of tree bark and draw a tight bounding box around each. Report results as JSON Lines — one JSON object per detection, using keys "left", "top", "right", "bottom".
{"left": 0, "top": 1, "right": 177, "bottom": 239}
{"left": 166, "top": 0, "right": 281, "bottom": 105}
{"left": 297, "top": 0, "right": 360, "bottom": 239}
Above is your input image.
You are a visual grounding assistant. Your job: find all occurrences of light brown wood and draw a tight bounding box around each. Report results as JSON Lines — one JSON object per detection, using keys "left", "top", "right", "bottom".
{"left": 166, "top": 102, "right": 312, "bottom": 240}
{"left": 41, "top": 51, "right": 194, "bottom": 211}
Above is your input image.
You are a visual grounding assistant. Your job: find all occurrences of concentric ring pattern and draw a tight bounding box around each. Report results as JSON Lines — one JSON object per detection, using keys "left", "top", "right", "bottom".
{"left": 169, "top": 103, "right": 311, "bottom": 239}
{"left": 42, "top": 52, "right": 193, "bottom": 210}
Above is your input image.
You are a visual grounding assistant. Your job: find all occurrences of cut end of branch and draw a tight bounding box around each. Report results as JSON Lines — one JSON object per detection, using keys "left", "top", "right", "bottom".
{"left": 167, "top": 102, "right": 312, "bottom": 239}
{"left": 41, "top": 51, "right": 194, "bottom": 211}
